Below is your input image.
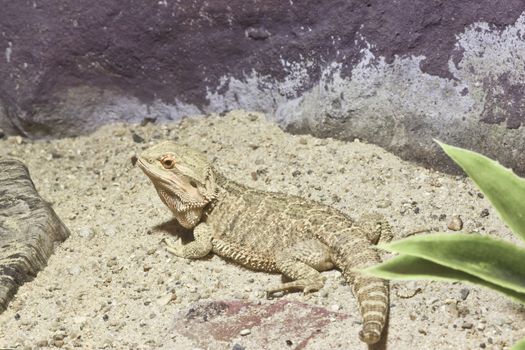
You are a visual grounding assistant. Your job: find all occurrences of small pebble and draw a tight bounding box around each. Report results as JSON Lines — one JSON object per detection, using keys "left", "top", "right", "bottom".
{"left": 232, "top": 344, "right": 246, "bottom": 350}
{"left": 447, "top": 216, "right": 463, "bottom": 231}
{"left": 132, "top": 132, "right": 145, "bottom": 143}
{"left": 68, "top": 266, "right": 81, "bottom": 276}
{"left": 78, "top": 227, "right": 95, "bottom": 239}
{"left": 53, "top": 332, "right": 66, "bottom": 341}
{"left": 480, "top": 209, "right": 489, "bottom": 217}
{"left": 376, "top": 199, "right": 392, "bottom": 208}
{"left": 146, "top": 248, "right": 156, "bottom": 255}
{"left": 113, "top": 129, "right": 127, "bottom": 137}
{"left": 445, "top": 303, "right": 459, "bottom": 318}
{"left": 461, "top": 322, "right": 473, "bottom": 329}
{"left": 103, "top": 225, "right": 117, "bottom": 236}
{"left": 53, "top": 340, "right": 64, "bottom": 348}
{"left": 332, "top": 194, "right": 341, "bottom": 203}
{"left": 35, "top": 340, "right": 48, "bottom": 347}
{"left": 329, "top": 304, "right": 341, "bottom": 312}
{"left": 460, "top": 288, "right": 470, "bottom": 300}
{"left": 158, "top": 292, "right": 177, "bottom": 305}
{"left": 140, "top": 117, "right": 157, "bottom": 126}
{"left": 476, "top": 322, "right": 486, "bottom": 331}
{"left": 73, "top": 316, "right": 88, "bottom": 328}
{"left": 246, "top": 27, "right": 270, "bottom": 40}
{"left": 239, "top": 329, "right": 251, "bottom": 336}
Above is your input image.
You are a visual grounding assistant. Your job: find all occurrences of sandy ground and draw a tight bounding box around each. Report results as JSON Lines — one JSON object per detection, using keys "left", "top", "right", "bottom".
{"left": 0, "top": 110, "right": 523, "bottom": 349}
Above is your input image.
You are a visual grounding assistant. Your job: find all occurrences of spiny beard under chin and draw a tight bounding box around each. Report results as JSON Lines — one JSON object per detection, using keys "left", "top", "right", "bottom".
{"left": 157, "top": 188, "right": 205, "bottom": 228}
{"left": 174, "top": 208, "right": 203, "bottom": 229}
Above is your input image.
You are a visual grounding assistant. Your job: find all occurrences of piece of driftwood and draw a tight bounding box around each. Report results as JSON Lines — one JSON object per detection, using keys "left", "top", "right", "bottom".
{"left": 0, "top": 159, "right": 70, "bottom": 313}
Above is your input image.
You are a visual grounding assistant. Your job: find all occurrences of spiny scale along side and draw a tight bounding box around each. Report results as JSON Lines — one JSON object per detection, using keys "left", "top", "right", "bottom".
{"left": 135, "top": 141, "right": 391, "bottom": 344}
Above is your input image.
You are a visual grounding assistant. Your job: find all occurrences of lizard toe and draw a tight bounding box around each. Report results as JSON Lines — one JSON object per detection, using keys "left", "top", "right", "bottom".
{"left": 266, "top": 278, "right": 324, "bottom": 296}
{"left": 163, "top": 237, "right": 184, "bottom": 256}
{"left": 303, "top": 281, "right": 324, "bottom": 294}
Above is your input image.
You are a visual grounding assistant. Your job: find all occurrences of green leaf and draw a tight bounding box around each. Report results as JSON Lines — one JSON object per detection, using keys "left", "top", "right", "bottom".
{"left": 377, "top": 233, "right": 525, "bottom": 294}
{"left": 362, "top": 255, "right": 525, "bottom": 305}
{"left": 511, "top": 337, "right": 525, "bottom": 350}
{"left": 436, "top": 140, "right": 525, "bottom": 242}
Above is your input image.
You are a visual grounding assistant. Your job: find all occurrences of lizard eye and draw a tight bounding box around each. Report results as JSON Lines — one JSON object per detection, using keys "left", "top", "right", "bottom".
{"left": 160, "top": 156, "right": 176, "bottom": 169}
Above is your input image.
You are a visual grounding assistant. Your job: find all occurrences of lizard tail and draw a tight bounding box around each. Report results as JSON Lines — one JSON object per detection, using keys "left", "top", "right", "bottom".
{"left": 352, "top": 272, "right": 389, "bottom": 344}
{"left": 332, "top": 235, "right": 389, "bottom": 344}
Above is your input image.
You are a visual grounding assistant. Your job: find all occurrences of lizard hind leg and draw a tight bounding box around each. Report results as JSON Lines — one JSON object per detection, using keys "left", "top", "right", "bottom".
{"left": 267, "top": 240, "right": 334, "bottom": 296}
{"left": 355, "top": 212, "right": 393, "bottom": 245}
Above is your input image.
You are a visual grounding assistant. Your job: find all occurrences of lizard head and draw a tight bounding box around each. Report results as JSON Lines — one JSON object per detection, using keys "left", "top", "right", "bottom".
{"left": 135, "top": 141, "right": 217, "bottom": 228}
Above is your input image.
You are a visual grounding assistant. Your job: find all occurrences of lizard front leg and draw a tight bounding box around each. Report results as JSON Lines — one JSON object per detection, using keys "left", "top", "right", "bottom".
{"left": 164, "top": 222, "right": 213, "bottom": 258}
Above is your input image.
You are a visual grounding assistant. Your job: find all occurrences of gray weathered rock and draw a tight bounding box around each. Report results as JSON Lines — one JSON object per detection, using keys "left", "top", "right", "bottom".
{"left": 0, "top": 159, "right": 70, "bottom": 313}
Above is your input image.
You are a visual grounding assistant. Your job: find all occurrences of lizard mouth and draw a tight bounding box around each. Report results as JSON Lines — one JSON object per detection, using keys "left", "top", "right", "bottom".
{"left": 136, "top": 158, "right": 162, "bottom": 181}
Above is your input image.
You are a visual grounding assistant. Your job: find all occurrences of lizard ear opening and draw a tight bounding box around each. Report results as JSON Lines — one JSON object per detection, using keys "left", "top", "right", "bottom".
{"left": 176, "top": 167, "right": 216, "bottom": 205}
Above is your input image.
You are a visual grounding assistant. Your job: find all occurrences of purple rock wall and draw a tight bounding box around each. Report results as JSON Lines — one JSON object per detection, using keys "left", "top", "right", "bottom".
{"left": 1, "top": 1, "right": 525, "bottom": 173}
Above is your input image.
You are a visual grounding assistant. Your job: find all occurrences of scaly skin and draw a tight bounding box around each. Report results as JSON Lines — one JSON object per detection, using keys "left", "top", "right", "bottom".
{"left": 135, "top": 141, "right": 391, "bottom": 345}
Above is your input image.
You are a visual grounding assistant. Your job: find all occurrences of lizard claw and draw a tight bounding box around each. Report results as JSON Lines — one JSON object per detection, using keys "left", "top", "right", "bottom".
{"left": 265, "top": 278, "right": 324, "bottom": 297}
{"left": 163, "top": 237, "right": 181, "bottom": 247}
{"left": 163, "top": 237, "right": 184, "bottom": 256}
{"left": 265, "top": 290, "right": 284, "bottom": 299}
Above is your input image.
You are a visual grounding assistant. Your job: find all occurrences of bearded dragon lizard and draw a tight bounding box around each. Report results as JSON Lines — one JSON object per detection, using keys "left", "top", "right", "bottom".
{"left": 134, "top": 141, "right": 391, "bottom": 345}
